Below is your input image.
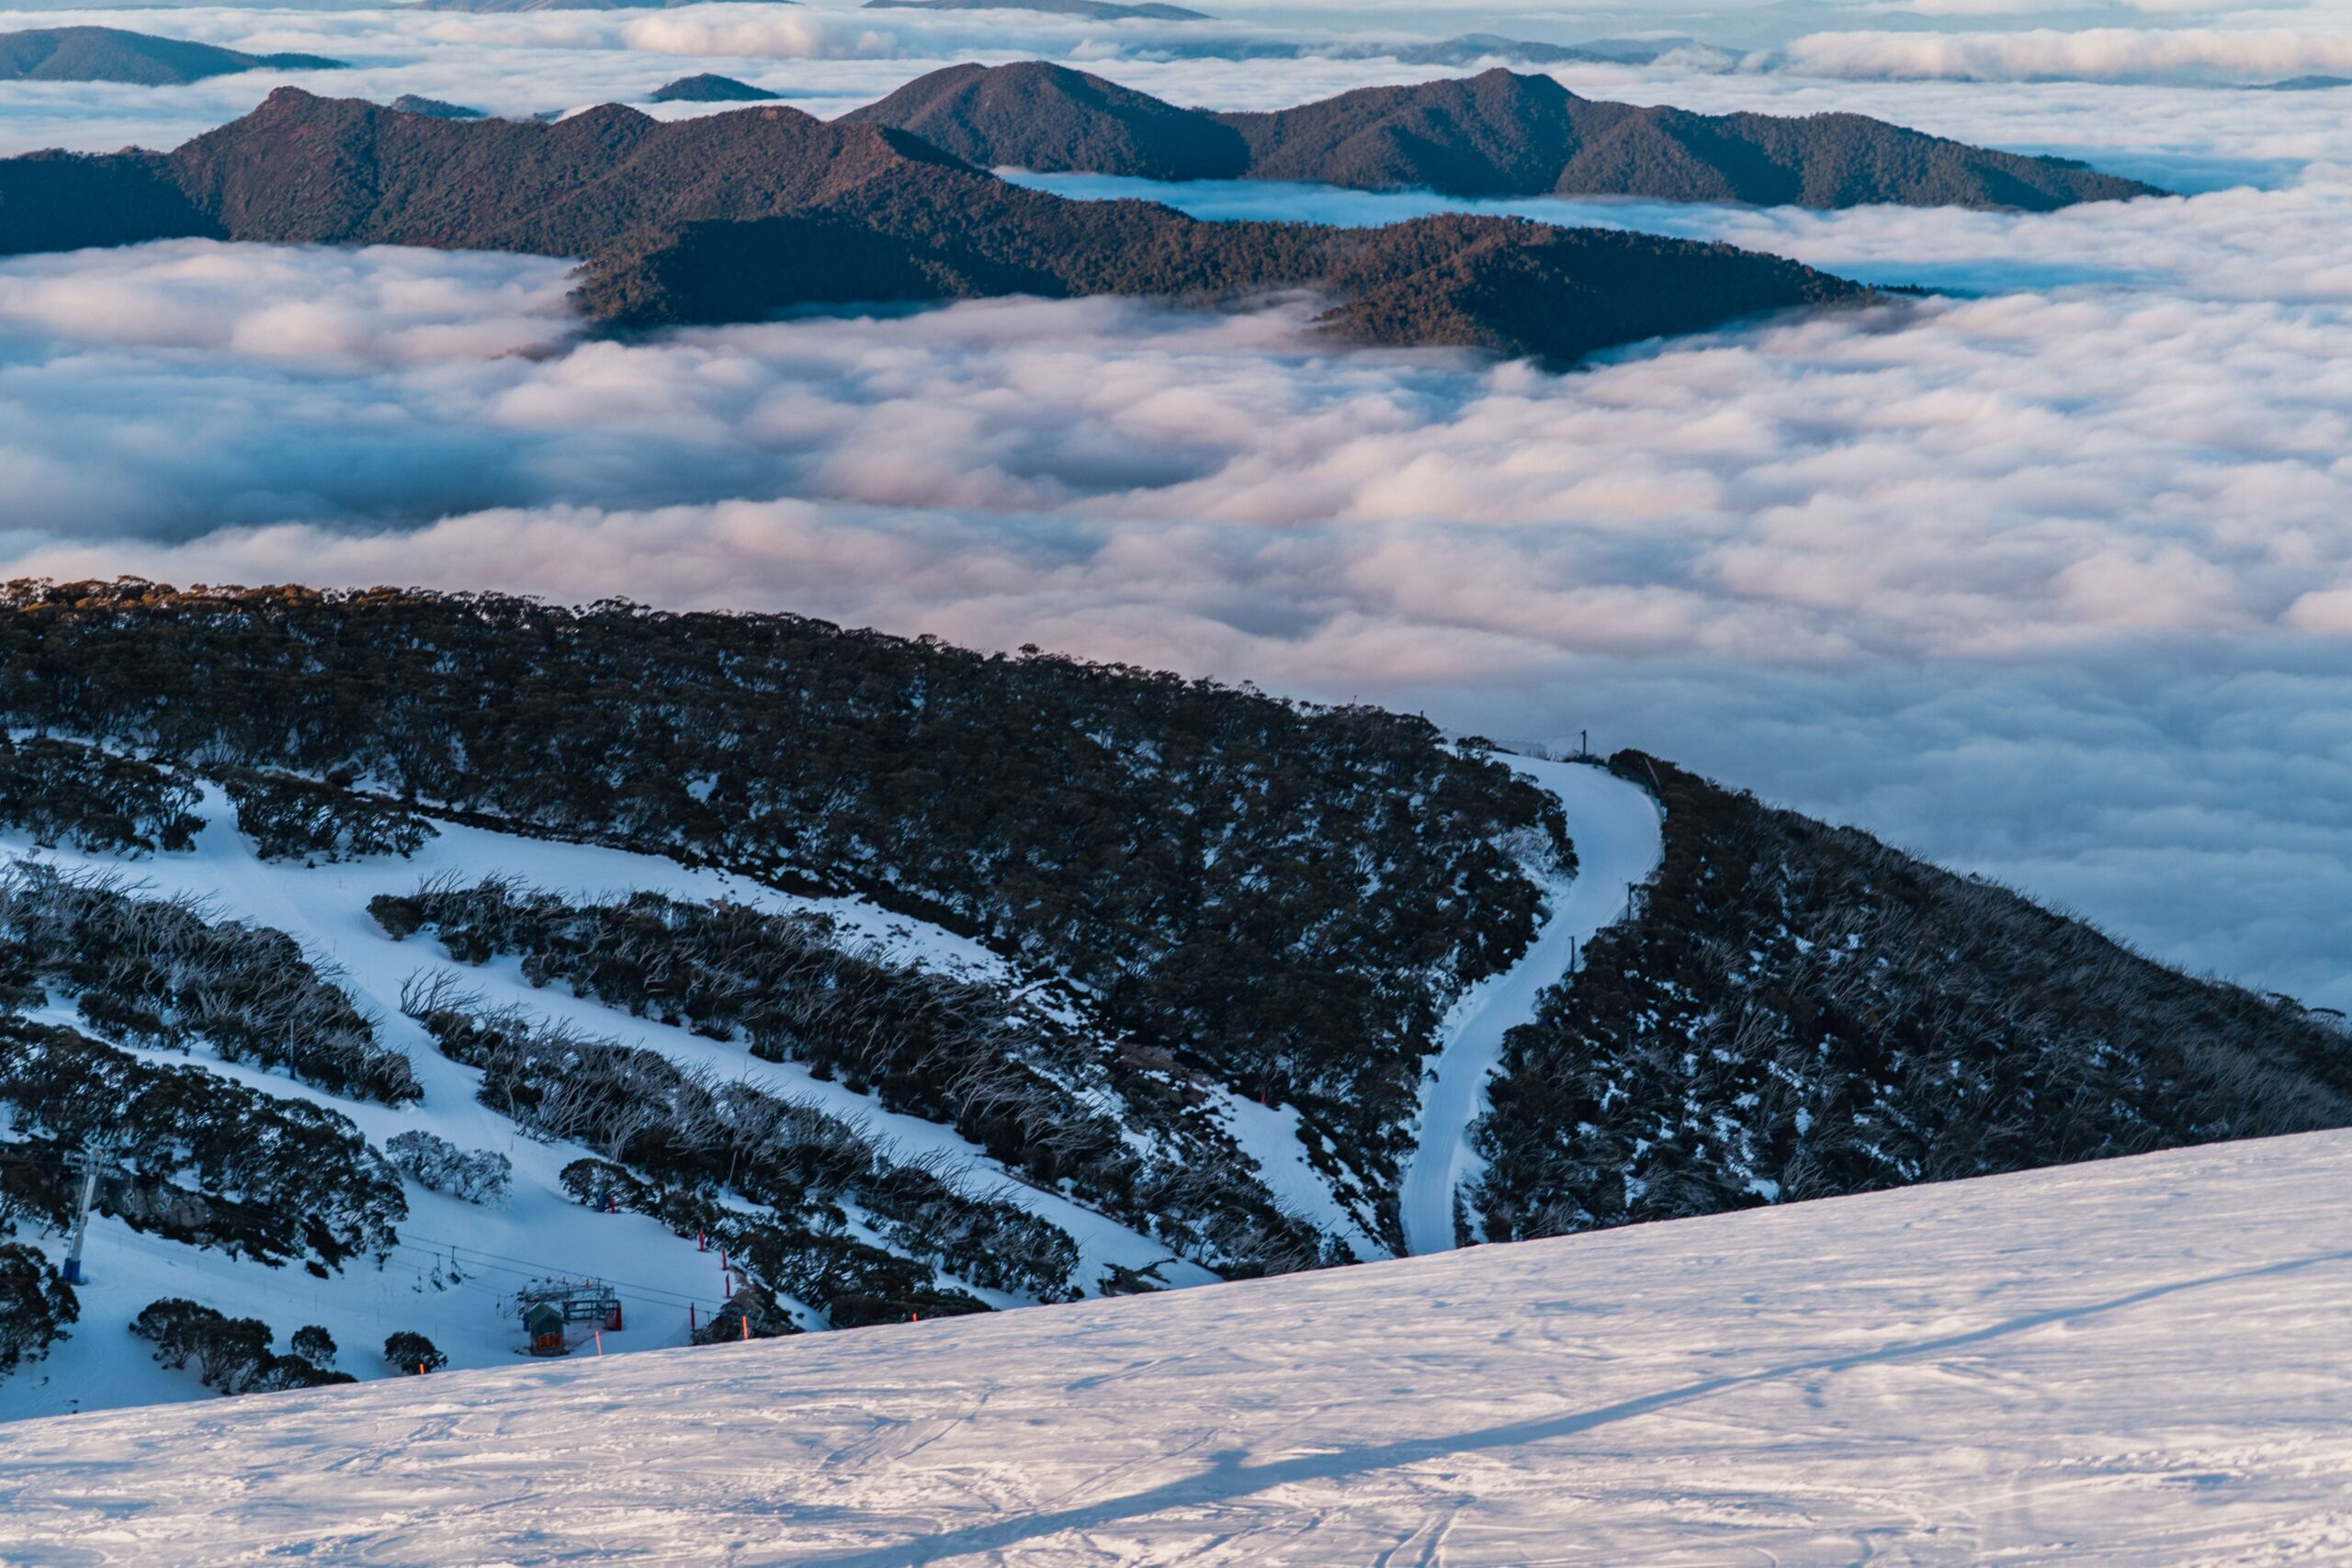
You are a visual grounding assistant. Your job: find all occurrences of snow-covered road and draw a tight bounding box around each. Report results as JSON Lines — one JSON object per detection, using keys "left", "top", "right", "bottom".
{"left": 1398, "top": 758, "right": 1664, "bottom": 1256}
{"left": 12, "top": 1126, "right": 2346, "bottom": 1563}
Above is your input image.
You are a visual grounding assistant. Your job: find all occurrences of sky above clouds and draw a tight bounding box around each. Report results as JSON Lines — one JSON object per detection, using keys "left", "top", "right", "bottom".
{"left": 2, "top": 0, "right": 2349, "bottom": 1005}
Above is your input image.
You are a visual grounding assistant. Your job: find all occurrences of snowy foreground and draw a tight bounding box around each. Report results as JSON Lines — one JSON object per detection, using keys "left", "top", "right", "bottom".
{"left": 4, "top": 1133, "right": 2348, "bottom": 1565}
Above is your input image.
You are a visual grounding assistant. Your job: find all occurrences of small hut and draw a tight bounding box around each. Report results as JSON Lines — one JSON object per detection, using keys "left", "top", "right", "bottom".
{"left": 525, "top": 1302, "right": 568, "bottom": 1357}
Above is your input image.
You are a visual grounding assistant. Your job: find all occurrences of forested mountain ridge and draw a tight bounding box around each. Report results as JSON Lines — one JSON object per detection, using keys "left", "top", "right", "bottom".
{"left": 1469, "top": 753, "right": 2352, "bottom": 1242}
{"left": 0, "top": 90, "right": 1871, "bottom": 366}
{"left": 846, "top": 62, "right": 2165, "bottom": 209}
{"left": 0, "top": 27, "right": 343, "bottom": 85}
{"left": 0, "top": 580, "right": 1567, "bottom": 1210}
{"left": 1, "top": 581, "right": 2342, "bottom": 1417}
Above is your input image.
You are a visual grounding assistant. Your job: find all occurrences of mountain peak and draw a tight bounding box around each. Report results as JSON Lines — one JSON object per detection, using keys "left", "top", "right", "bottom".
{"left": 850, "top": 62, "right": 2161, "bottom": 209}
{"left": 843, "top": 60, "right": 1249, "bottom": 181}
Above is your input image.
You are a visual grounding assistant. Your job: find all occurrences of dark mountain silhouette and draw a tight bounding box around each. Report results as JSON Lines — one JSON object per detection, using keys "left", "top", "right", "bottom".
{"left": 651, "top": 73, "right": 783, "bottom": 102}
{"left": 2254, "top": 75, "right": 2351, "bottom": 91}
{"left": 848, "top": 62, "right": 2164, "bottom": 209}
{"left": 577, "top": 208, "right": 1864, "bottom": 367}
{"left": 0, "top": 151, "right": 220, "bottom": 254}
{"left": 389, "top": 95, "right": 484, "bottom": 119}
{"left": 865, "top": 0, "right": 1210, "bottom": 18}
{"left": 843, "top": 61, "right": 1249, "bottom": 180}
{"left": 156, "top": 91, "right": 996, "bottom": 254}
{"left": 0, "top": 27, "right": 342, "bottom": 85}
{"left": 0, "top": 89, "right": 1871, "bottom": 364}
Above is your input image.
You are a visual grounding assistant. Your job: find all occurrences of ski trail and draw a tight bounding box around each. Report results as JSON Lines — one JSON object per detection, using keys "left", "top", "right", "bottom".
{"left": 1397, "top": 758, "right": 1664, "bottom": 1257}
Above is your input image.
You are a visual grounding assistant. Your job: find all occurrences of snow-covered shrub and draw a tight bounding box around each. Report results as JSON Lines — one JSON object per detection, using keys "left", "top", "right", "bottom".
{"left": 405, "top": 985, "right": 1076, "bottom": 1317}
{"left": 0, "top": 1240, "right": 75, "bottom": 1380}
{"left": 218, "top": 768, "right": 435, "bottom": 863}
{"left": 0, "top": 1017, "right": 406, "bottom": 1269}
{"left": 691, "top": 1285, "right": 797, "bottom": 1344}
{"left": 0, "top": 863, "right": 418, "bottom": 1105}
{"left": 383, "top": 1130, "right": 511, "bottom": 1206}
{"left": 130, "top": 1298, "right": 351, "bottom": 1396}
{"left": 383, "top": 882, "right": 1328, "bottom": 1276}
{"left": 383, "top": 1331, "right": 446, "bottom": 1374}
{"left": 0, "top": 735, "right": 200, "bottom": 856}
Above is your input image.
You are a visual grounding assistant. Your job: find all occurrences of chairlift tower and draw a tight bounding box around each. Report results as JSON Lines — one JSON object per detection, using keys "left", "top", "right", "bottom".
{"left": 61, "top": 1141, "right": 101, "bottom": 1286}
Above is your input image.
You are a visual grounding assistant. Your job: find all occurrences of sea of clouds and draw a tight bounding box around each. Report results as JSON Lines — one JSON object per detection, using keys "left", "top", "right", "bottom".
{"left": 3, "top": 0, "right": 2350, "bottom": 1004}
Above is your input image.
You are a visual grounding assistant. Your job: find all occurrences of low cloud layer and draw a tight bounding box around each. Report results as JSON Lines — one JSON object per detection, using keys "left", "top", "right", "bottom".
{"left": 6, "top": 138, "right": 2352, "bottom": 1002}
{"left": 1770, "top": 25, "right": 2352, "bottom": 83}
{"left": 8, "top": 0, "right": 2345, "bottom": 164}
{"left": 13, "top": 239, "right": 2351, "bottom": 667}
{"left": 5, "top": 26, "right": 2352, "bottom": 1005}
{"left": 0, "top": 2, "right": 1498, "bottom": 153}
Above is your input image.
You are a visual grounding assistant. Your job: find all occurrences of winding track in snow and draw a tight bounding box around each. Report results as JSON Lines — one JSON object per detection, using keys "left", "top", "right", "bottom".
{"left": 1397, "top": 758, "right": 1664, "bottom": 1257}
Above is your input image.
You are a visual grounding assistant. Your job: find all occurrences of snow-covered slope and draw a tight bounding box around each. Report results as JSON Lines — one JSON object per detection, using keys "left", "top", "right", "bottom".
{"left": 1, "top": 751, "right": 1661, "bottom": 1421}
{"left": 5, "top": 1131, "right": 2346, "bottom": 1565}
{"left": 1399, "top": 758, "right": 1662, "bottom": 1255}
{"left": 0, "top": 781, "right": 1217, "bottom": 1423}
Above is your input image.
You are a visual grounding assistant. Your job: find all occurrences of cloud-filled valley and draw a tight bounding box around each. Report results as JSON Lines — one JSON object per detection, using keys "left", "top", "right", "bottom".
{"left": 4, "top": 5, "right": 2350, "bottom": 1011}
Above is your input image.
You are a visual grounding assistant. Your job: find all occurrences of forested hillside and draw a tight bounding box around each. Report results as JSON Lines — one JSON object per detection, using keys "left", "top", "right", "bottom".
{"left": 1468, "top": 754, "right": 2352, "bottom": 1241}
{"left": 0, "top": 580, "right": 1566, "bottom": 1203}
{"left": 847, "top": 63, "right": 2162, "bottom": 209}
{"left": 1, "top": 584, "right": 2345, "bottom": 1419}
{"left": 0, "top": 27, "right": 341, "bottom": 85}
{"left": 0, "top": 90, "right": 1871, "bottom": 364}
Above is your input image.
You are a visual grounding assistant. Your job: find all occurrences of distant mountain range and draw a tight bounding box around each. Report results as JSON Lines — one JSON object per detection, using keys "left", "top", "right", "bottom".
{"left": 649, "top": 73, "right": 786, "bottom": 103}
{"left": 0, "top": 27, "right": 342, "bottom": 85}
{"left": 650, "top": 74, "right": 783, "bottom": 103}
{"left": 846, "top": 62, "right": 2164, "bottom": 209}
{"left": 0, "top": 88, "right": 1871, "bottom": 366}
{"left": 389, "top": 95, "right": 484, "bottom": 120}
{"left": 865, "top": 0, "right": 1211, "bottom": 17}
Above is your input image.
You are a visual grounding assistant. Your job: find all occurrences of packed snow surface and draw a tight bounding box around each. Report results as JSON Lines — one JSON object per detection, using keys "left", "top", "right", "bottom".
{"left": 6, "top": 1130, "right": 2348, "bottom": 1564}
{"left": 1399, "top": 758, "right": 1663, "bottom": 1255}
